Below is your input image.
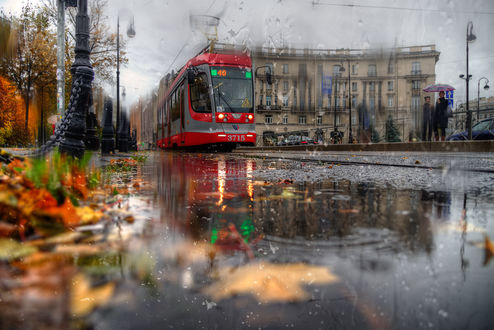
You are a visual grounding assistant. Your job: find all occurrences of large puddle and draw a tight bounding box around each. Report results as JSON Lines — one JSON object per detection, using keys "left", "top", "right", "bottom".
{"left": 3, "top": 151, "right": 494, "bottom": 329}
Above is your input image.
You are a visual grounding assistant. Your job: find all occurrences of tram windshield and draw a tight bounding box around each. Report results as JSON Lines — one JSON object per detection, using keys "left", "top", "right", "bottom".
{"left": 211, "top": 66, "right": 253, "bottom": 114}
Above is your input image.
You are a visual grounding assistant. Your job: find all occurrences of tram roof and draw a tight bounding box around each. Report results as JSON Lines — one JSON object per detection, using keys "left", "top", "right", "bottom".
{"left": 186, "top": 52, "right": 252, "bottom": 68}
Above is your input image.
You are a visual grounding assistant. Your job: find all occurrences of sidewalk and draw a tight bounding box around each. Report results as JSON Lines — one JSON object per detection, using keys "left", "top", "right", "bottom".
{"left": 239, "top": 140, "right": 494, "bottom": 153}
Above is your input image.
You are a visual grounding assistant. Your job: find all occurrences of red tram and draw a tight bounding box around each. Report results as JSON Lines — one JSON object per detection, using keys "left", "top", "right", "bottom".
{"left": 156, "top": 51, "right": 256, "bottom": 150}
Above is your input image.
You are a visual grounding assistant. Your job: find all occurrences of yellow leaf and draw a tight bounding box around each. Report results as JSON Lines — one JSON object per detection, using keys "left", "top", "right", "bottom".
{"left": 71, "top": 273, "right": 115, "bottom": 317}
{"left": 203, "top": 262, "right": 339, "bottom": 303}
{"left": 76, "top": 206, "right": 104, "bottom": 225}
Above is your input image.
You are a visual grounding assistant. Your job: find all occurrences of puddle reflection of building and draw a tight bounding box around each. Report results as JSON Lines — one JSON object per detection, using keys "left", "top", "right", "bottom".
{"left": 254, "top": 181, "right": 434, "bottom": 253}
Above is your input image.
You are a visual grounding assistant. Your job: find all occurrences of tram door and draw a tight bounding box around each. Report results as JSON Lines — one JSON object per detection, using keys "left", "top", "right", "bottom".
{"left": 179, "top": 83, "right": 185, "bottom": 144}
{"left": 166, "top": 99, "right": 171, "bottom": 147}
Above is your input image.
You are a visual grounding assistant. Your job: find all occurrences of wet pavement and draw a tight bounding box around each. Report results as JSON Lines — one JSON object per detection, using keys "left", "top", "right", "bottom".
{"left": 3, "top": 151, "right": 494, "bottom": 329}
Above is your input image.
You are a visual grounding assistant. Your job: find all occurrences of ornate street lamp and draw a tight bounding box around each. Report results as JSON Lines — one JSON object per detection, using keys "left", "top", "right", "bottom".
{"left": 464, "top": 21, "right": 476, "bottom": 140}
{"left": 116, "top": 10, "right": 136, "bottom": 150}
{"left": 477, "top": 77, "right": 489, "bottom": 121}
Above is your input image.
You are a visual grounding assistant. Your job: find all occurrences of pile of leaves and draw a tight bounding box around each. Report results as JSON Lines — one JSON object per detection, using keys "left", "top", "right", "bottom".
{"left": 106, "top": 155, "right": 147, "bottom": 172}
{"left": 0, "top": 150, "right": 102, "bottom": 240}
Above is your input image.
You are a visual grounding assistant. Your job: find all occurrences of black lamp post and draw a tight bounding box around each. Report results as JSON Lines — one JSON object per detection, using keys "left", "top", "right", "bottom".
{"left": 477, "top": 77, "right": 490, "bottom": 121}
{"left": 116, "top": 11, "right": 135, "bottom": 149}
{"left": 464, "top": 21, "right": 476, "bottom": 140}
{"left": 332, "top": 65, "right": 345, "bottom": 143}
{"left": 58, "top": 0, "right": 94, "bottom": 158}
{"left": 347, "top": 59, "right": 352, "bottom": 144}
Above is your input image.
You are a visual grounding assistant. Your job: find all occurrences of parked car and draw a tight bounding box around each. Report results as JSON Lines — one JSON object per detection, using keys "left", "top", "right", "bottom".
{"left": 276, "top": 138, "right": 289, "bottom": 146}
{"left": 301, "top": 136, "right": 317, "bottom": 144}
{"left": 287, "top": 135, "right": 301, "bottom": 145}
{"left": 446, "top": 117, "right": 494, "bottom": 141}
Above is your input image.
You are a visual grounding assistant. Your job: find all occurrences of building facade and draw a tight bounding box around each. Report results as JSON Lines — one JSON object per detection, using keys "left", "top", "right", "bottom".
{"left": 250, "top": 45, "right": 439, "bottom": 145}
{"left": 453, "top": 96, "right": 494, "bottom": 131}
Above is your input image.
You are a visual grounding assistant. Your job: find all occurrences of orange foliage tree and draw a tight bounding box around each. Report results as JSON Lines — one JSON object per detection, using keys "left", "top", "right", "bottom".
{"left": 0, "top": 76, "right": 28, "bottom": 146}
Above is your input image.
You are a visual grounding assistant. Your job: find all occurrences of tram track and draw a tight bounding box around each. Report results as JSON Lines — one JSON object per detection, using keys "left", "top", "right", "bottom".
{"left": 232, "top": 150, "right": 494, "bottom": 174}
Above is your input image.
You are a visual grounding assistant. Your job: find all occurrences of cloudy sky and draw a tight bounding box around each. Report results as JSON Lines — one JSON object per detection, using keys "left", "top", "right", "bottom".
{"left": 2, "top": 0, "right": 494, "bottom": 107}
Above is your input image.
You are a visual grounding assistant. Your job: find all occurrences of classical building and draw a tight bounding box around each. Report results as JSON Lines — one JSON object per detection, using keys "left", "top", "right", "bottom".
{"left": 453, "top": 96, "right": 494, "bottom": 131}
{"left": 249, "top": 45, "right": 440, "bottom": 145}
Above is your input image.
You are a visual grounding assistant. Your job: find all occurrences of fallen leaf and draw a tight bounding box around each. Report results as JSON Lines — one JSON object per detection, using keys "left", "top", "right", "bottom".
{"left": 76, "top": 206, "right": 104, "bottom": 225}
{"left": 484, "top": 235, "right": 494, "bottom": 266}
{"left": 0, "top": 238, "right": 38, "bottom": 261}
{"left": 71, "top": 273, "right": 115, "bottom": 317}
{"left": 415, "top": 160, "right": 421, "bottom": 164}
{"left": 203, "top": 262, "right": 339, "bottom": 303}
{"left": 41, "top": 197, "right": 80, "bottom": 228}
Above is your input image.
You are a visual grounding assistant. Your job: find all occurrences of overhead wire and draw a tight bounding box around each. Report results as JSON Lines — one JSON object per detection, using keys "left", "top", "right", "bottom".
{"left": 309, "top": 1, "right": 494, "bottom": 15}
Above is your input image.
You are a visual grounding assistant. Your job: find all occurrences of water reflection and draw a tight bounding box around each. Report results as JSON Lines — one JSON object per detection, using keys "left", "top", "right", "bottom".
{"left": 90, "top": 152, "right": 494, "bottom": 329}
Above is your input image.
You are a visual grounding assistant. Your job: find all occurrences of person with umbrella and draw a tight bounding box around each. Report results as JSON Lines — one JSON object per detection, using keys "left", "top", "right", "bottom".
{"left": 423, "top": 84, "right": 455, "bottom": 141}
{"left": 434, "top": 91, "right": 449, "bottom": 141}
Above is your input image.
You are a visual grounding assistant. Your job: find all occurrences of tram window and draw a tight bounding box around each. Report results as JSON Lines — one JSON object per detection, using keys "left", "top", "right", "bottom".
{"left": 190, "top": 73, "right": 212, "bottom": 113}
{"left": 171, "top": 90, "right": 180, "bottom": 122}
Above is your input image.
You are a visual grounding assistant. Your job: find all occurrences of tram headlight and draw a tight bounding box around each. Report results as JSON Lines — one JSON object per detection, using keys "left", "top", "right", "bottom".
{"left": 218, "top": 113, "right": 225, "bottom": 120}
{"left": 247, "top": 114, "right": 254, "bottom": 121}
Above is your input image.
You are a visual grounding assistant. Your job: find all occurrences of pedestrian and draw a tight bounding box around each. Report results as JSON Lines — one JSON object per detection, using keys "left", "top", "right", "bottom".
{"left": 434, "top": 91, "right": 449, "bottom": 141}
{"left": 422, "top": 96, "right": 433, "bottom": 141}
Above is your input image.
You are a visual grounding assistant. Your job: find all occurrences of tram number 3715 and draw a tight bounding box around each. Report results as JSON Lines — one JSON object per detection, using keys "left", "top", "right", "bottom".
{"left": 227, "top": 134, "right": 246, "bottom": 142}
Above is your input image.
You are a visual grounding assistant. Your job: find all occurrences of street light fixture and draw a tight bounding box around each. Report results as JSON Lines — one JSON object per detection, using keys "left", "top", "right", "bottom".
{"left": 116, "top": 10, "right": 136, "bottom": 149}
{"left": 464, "top": 21, "right": 476, "bottom": 140}
{"left": 477, "top": 77, "right": 489, "bottom": 121}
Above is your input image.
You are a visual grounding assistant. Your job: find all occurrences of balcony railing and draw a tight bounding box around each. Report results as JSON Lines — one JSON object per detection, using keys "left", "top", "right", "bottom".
{"left": 411, "top": 70, "right": 422, "bottom": 75}
{"left": 257, "top": 105, "right": 282, "bottom": 111}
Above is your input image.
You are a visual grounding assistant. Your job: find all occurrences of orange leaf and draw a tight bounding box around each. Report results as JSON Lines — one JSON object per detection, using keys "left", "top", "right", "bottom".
{"left": 43, "top": 197, "right": 80, "bottom": 228}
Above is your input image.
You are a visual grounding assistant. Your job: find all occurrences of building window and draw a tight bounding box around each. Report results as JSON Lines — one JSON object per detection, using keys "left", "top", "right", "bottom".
{"left": 388, "top": 61, "right": 394, "bottom": 74}
{"left": 368, "top": 64, "right": 377, "bottom": 77}
{"left": 333, "top": 65, "right": 343, "bottom": 77}
{"left": 412, "top": 80, "right": 420, "bottom": 90}
{"left": 283, "top": 115, "right": 288, "bottom": 124}
{"left": 259, "top": 95, "right": 263, "bottom": 106}
{"left": 283, "top": 64, "right": 289, "bottom": 74}
{"left": 352, "top": 82, "right": 357, "bottom": 92}
{"left": 352, "top": 64, "right": 358, "bottom": 75}
{"left": 266, "top": 95, "right": 272, "bottom": 106}
{"left": 283, "top": 80, "right": 289, "bottom": 91}
{"left": 336, "top": 114, "right": 341, "bottom": 126}
{"left": 369, "top": 82, "right": 375, "bottom": 92}
{"left": 283, "top": 95, "right": 289, "bottom": 107}
{"left": 351, "top": 95, "right": 357, "bottom": 108}
{"left": 265, "top": 115, "right": 273, "bottom": 124}
{"left": 335, "top": 96, "right": 340, "bottom": 107}
{"left": 317, "top": 116, "right": 323, "bottom": 125}
{"left": 274, "top": 94, "right": 278, "bottom": 106}
{"left": 293, "top": 81, "right": 297, "bottom": 107}
{"left": 412, "top": 62, "right": 421, "bottom": 74}
{"left": 299, "top": 115, "right": 306, "bottom": 124}
{"left": 387, "top": 95, "right": 394, "bottom": 107}
{"left": 387, "top": 81, "right": 393, "bottom": 91}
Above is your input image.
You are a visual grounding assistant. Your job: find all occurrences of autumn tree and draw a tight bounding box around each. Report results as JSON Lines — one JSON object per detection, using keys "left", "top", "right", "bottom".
{"left": 0, "top": 76, "right": 28, "bottom": 145}
{"left": 0, "top": 4, "right": 57, "bottom": 135}
{"left": 41, "top": 0, "right": 127, "bottom": 84}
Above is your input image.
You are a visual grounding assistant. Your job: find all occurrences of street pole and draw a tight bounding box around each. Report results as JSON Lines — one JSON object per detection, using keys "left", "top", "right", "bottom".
{"left": 116, "top": 16, "right": 120, "bottom": 146}
{"left": 333, "top": 75, "right": 338, "bottom": 136}
{"left": 59, "top": 0, "right": 94, "bottom": 158}
{"left": 56, "top": 0, "right": 65, "bottom": 118}
{"left": 465, "top": 21, "right": 476, "bottom": 140}
{"left": 347, "top": 59, "right": 352, "bottom": 144}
